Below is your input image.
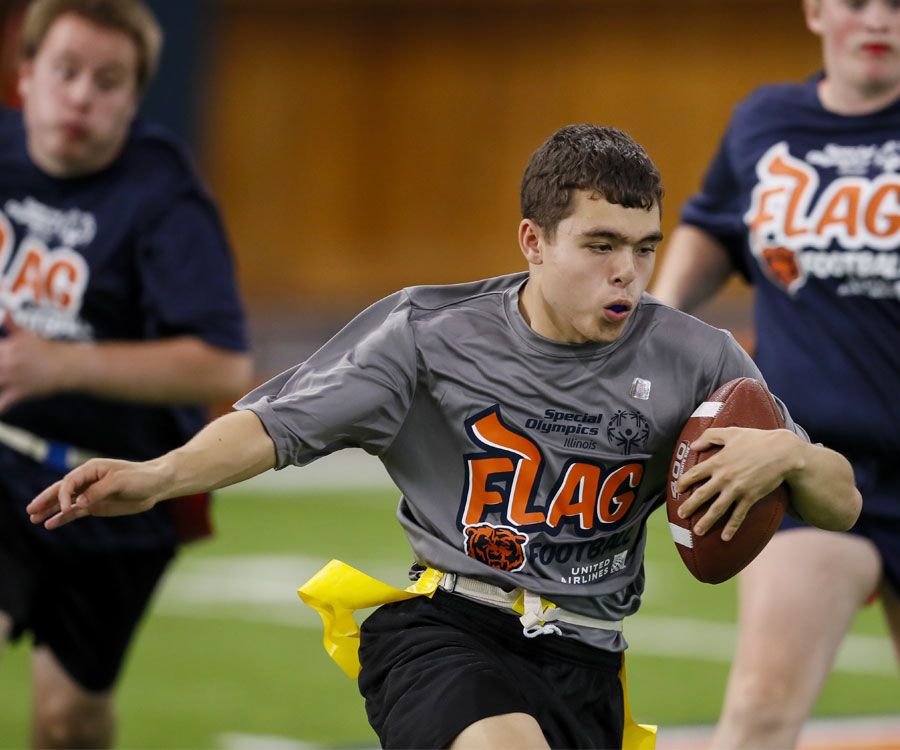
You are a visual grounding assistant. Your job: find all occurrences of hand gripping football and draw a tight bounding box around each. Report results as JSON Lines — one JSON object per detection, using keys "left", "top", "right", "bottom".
{"left": 666, "top": 377, "right": 790, "bottom": 584}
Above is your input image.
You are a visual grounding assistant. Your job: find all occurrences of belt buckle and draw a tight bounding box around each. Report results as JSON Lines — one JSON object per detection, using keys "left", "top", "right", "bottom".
{"left": 438, "top": 572, "right": 457, "bottom": 593}
{"left": 519, "top": 590, "right": 562, "bottom": 638}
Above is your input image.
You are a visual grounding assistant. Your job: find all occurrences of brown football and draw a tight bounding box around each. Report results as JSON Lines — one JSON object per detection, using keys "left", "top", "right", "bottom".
{"left": 666, "top": 377, "right": 790, "bottom": 584}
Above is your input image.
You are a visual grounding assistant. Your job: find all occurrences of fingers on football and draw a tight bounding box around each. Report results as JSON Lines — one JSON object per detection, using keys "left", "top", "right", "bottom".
{"left": 676, "top": 456, "right": 734, "bottom": 531}
{"left": 694, "top": 488, "right": 743, "bottom": 537}
{"left": 676, "top": 461, "right": 709, "bottom": 495}
{"left": 720, "top": 499, "right": 753, "bottom": 541}
{"left": 676, "top": 451, "right": 722, "bottom": 499}
{"left": 691, "top": 427, "right": 747, "bottom": 453}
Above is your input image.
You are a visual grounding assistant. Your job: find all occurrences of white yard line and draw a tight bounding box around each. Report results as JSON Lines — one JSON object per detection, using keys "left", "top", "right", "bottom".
{"left": 659, "top": 715, "right": 900, "bottom": 750}
{"left": 219, "top": 733, "right": 319, "bottom": 750}
{"left": 625, "top": 614, "right": 896, "bottom": 677}
{"left": 155, "top": 554, "right": 897, "bottom": 677}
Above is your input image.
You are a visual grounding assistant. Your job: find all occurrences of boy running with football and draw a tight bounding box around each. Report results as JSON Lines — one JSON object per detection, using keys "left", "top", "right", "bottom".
{"left": 28, "top": 123, "right": 859, "bottom": 749}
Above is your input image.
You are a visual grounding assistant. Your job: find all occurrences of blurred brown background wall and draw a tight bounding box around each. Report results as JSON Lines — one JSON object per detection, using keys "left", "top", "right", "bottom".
{"left": 204, "top": 0, "right": 820, "bottom": 340}
{"left": 0, "top": 0, "right": 823, "bottom": 367}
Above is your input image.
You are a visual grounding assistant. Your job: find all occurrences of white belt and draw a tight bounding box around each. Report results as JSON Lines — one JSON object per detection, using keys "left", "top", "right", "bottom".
{"left": 0, "top": 420, "right": 98, "bottom": 471}
{"left": 437, "top": 571, "right": 623, "bottom": 638}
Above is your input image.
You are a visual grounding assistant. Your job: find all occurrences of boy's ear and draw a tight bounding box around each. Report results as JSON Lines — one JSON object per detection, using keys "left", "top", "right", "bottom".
{"left": 518, "top": 219, "right": 545, "bottom": 265}
{"left": 803, "top": 0, "right": 824, "bottom": 36}
{"left": 17, "top": 60, "right": 34, "bottom": 101}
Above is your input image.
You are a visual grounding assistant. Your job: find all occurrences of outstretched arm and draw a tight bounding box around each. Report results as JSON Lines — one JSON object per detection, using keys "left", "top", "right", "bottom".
{"left": 27, "top": 409, "right": 275, "bottom": 530}
{"left": 675, "top": 427, "right": 861, "bottom": 540}
{"left": 650, "top": 225, "right": 736, "bottom": 313}
{"left": 0, "top": 313, "right": 252, "bottom": 411}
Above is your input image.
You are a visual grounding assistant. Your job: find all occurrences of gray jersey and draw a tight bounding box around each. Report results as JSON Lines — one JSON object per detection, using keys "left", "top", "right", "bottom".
{"left": 237, "top": 272, "right": 805, "bottom": 650}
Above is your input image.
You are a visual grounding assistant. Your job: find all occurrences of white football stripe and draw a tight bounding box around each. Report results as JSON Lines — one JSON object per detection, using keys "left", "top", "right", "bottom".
{"left": 669, "top": 522, "right": 693, "bottom": 548}
{"left": 690, "top": 401, "right": 723, "bottom": 419}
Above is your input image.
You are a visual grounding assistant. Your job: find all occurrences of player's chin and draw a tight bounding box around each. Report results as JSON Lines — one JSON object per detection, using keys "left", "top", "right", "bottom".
{"left": 54, "top": 149, "right": 106, "bottom": 178}
{"left": 586, "top": 319, "right": 627, "bottom": 344}
{"left": 856, "top": 61, "right": 900, "bottom": 84}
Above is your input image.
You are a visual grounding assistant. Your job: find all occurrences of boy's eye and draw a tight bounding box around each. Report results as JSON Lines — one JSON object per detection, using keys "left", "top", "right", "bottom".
{"left": 96, "top": 75, "right": 125, "bottom": 92}
{"left": 53, "top": 62, "right": 78, "bottom": 81}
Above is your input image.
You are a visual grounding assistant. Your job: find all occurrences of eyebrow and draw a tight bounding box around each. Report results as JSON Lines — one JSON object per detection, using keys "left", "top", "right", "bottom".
{"left": 580, "top": 228, "right": 665, "bottom": 245}
{"left": 54, "top": 51, "right": 130, "bottom": 75}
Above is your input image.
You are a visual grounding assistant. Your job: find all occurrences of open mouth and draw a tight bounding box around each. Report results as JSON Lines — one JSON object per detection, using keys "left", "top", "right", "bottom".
{"left": 604, "top": 303, "right": 632, "bottom": 321}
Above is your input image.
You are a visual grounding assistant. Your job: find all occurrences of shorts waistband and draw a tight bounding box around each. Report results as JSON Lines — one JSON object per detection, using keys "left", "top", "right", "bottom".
{"left": 427, "top": 589, "right": 624, "bottom": 669}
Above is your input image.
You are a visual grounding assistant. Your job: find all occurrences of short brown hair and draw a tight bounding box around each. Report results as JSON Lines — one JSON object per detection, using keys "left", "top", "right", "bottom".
{"left": 20, "top": 0, "right": 162, "bottom": 94}
{"left": 521, "top": 124, "right": 664, "bottom": 237}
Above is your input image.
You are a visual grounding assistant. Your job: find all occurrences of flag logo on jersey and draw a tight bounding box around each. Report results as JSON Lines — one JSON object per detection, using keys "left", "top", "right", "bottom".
{"left": 0, "top": 199, "right": 93, "bottom": 339}
{"left": 458, "top": 404, "right": 648, "bottom": 581}
{"left": 744, "top": 141, "right": 900, "bottom": 300}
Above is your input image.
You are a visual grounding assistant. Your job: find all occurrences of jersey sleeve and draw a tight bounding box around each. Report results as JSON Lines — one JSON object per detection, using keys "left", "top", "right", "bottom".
{"left": 235, "top": 291, "right": 418, "bottom": 468}
{"left": 135, "top": 188, "right": 248, "bottom": 351}
{"left": 679, "top": 124, "right": 751, "bottom": 280}
{"left": 708, "top": 330, "right": 809, "bottom": 441}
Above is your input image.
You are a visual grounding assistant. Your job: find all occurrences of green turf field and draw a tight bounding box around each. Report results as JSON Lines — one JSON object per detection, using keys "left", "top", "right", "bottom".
{"left": 1, "top": 488, "right": 895, "bottom": 748}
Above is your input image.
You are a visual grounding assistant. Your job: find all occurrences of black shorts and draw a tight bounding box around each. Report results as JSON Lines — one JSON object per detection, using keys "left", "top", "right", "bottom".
{"left": 358, "top": 589, "right": 625, "bottom": 749}
{"left": 0, "top": 499, "right": 174, "bottom": 692}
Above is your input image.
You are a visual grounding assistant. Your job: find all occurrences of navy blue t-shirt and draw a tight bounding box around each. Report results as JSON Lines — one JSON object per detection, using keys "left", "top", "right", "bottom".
{"left": 0, "top": 107, "right": 248, "bottom": 549}
{"left": 682, "top": 75, "right": 900, "bottom": 473}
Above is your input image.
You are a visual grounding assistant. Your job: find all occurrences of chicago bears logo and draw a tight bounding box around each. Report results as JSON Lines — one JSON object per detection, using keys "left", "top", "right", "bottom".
{"left": 606, "top": 410, "right": 650, "bottom": 455}
{"left": 761, "top": 245, "right": 801, "bottom": 290}
{"left": 464, "top": 523, "right": 528, "bottom": 572}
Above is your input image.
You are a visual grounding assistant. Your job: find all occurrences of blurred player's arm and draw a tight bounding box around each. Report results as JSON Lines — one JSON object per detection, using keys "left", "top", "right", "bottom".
{"left": 675, "top": 427, "right": 861, "bottom": 540}
{"left": 27, "top": 408, "right": 274, "bottom": 529}
{"left": 650, "top": 225, "right": 736, "bottom": 313}
{"left": 0, "top": 314, "right": 252, "bottom": 411}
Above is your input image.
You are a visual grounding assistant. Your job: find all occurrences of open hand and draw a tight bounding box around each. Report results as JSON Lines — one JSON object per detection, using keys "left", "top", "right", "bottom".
{"left": 27, "top": 457, "right": 169, "bottom": 529}
{"left": 0, "top": 312, "right": 76, "bottom": 412}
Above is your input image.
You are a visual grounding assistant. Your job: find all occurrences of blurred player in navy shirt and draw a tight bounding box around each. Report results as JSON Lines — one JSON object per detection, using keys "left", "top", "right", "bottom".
{"left": 653, "top": 0, "right": 900, "bottom": 747}
{"left": 0, "top": 1, "right": 251, "bottom": 747}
